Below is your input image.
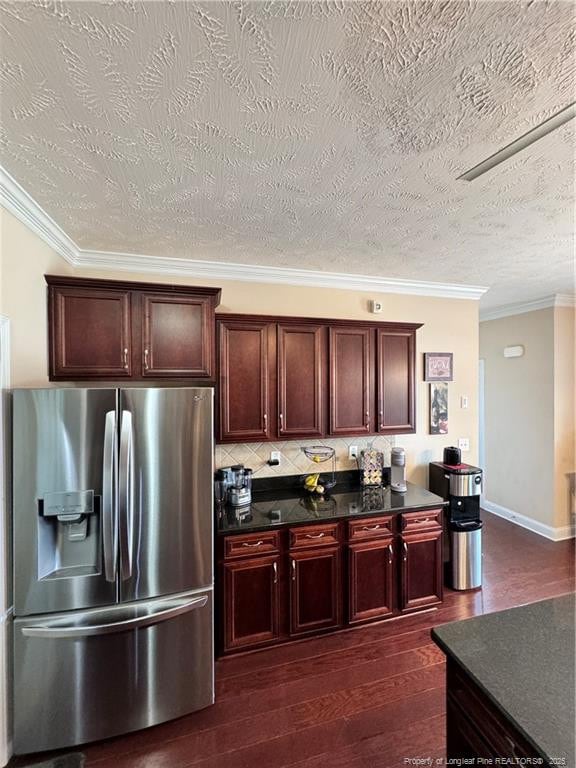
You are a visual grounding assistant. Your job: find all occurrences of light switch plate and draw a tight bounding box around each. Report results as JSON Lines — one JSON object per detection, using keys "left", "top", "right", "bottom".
{"left": 270, "top": 451, "right": 281, "bottom": 464}
{"left": 460, "top": 395, "right": 469, "bottom": 409}
{"left": 458, "top": 438, "right": 470, "bottom": 452}
{"left": 349, "top": 445, "right": 359, "bottom": 460}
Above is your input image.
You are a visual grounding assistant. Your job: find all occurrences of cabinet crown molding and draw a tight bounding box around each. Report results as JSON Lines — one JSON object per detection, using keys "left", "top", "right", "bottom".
{"left": 45, "top": 274, "right": 222, "bottom": 305}
{"left": 217, "top": 312, "right": 423, "bottom": 330}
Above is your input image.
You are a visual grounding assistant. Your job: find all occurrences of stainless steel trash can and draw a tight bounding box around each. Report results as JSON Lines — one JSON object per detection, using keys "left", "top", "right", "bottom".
{"left": 450, "top": 521, "right": 482, "bottom": 590}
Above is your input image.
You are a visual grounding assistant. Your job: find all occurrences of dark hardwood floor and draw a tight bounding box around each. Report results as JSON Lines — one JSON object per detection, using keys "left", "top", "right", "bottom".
{"left": 11, "top": 512, "right": 575, "bottom": 768}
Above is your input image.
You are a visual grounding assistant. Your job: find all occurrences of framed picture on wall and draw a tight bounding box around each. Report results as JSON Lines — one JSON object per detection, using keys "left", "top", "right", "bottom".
{"left": 424, "top": 352, "right": 453, "bottom": 381}
{"left": 430, "top": 382, "right": 448, "bottom": 434}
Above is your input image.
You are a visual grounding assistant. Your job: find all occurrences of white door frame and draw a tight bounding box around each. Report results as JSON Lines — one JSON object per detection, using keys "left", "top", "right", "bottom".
{"left": 0, "top": 314, "right": 11, "bottom": 767}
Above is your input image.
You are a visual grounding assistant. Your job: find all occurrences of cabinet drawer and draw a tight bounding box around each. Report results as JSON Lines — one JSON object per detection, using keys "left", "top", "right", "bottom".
{"left": 348, "top": 516, "right": 394, "bottom": 540}
{"left": 289, "top": 523, "right": 340, "bottom": 550}
{"left": 224, "top": 531, "right": 280, "bottom": 559}
{"left": 401, "top": 509, "right": 442, "bottom": 532}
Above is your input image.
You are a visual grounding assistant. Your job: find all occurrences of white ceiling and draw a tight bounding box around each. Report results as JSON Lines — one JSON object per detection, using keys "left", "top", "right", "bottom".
{"left": 0, "top": 0, "right": 574, "bottom": 309}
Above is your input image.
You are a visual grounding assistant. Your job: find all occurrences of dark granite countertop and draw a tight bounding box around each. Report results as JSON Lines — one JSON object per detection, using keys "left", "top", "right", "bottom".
{"left": 432, "top": 595, "right": 576, "bottom": 764}
{"left": 217, "top": 481, "right": 446, "bottom": 533}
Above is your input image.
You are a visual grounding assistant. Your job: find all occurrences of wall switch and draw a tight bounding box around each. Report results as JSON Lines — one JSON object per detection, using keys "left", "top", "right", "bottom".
{"left": 460, "top": 395, "right": 469, "bottom": 409}
{"left": 458, "top": 438, "right": 470, "bottom": 452}
{"left": 349, "top": 445, "right": 359, "bottom": 460}
{"left": 270, "top": 451, "right": 281, "bottom": 465}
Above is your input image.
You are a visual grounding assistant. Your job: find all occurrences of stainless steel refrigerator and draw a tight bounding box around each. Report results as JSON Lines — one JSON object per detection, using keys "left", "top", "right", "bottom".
{"left": 12, "top": 387, "right": 214, "bottom": 754}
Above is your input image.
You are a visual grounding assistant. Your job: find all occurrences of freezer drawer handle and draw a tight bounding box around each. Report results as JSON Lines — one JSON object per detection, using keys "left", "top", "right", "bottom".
{"left": 102, "top": 410, "right": 118, "bottom": 582}
{"left": 20, "top": 595, "right": 208, "bottom": 639}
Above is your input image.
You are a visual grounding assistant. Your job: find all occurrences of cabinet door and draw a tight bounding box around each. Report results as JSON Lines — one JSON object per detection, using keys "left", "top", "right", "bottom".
{"left": 400, "top": 530, "right": 443, "bottom": 611}
{"left": 377, "top": 329, "right": 416, "bottom": 434}
{"left": 223, "top": 555, "right": 280, "bottom": 651}
{"left": 278, "top": 324, "right": 325, "bottom": 438}
{"left": 348, "top": 538, "right": 395, "bottom": 623}
{"left": 218, "top": 320, "right": 272, "bottom": 442}
{"left": 49, "top": 286, "right": 131, "bottom": 378}
{"left": 290, "top": 547, "right": 341, "bottom": 635}
{"left": 142, "top": 293, "right": 214, "bottom": 377}
{"left": 329, "top": 327, "right": 372, "bottom": 435}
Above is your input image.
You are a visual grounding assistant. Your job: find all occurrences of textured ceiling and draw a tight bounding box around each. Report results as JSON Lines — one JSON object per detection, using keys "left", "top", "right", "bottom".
{"left": 0, "top": 0, "right": 574, "bottom": 309}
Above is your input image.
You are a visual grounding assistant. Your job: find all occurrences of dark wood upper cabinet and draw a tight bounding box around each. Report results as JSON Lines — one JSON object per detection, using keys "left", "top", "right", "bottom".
{"left": 46, "top": 276, "right": 220, "bottom": 381}
{"left": 216, "top": 315, "right": 420, "bottom": 443}
{"left": 277, "top": 324, "right": 325, "bottom": 438}
{"left": 48, "top": 285, "right": 132, "bottom": 378}
{"left": 377, "top": 328, "right": 416, "bottom": 434}
{"left": 142, "top": 293, "right": 213, "bottom": 378}
{"left": 329, "top": 326, "right": 372, "bottom": 435}
{"left": 400, "top": 529, "right": 443, "bottom": 611}
{"left": 218, "top": 319, "right": 273, "bottom": 442}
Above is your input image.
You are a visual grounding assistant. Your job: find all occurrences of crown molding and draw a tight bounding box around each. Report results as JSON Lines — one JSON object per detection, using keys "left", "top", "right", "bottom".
{"left": 75, "top": 247, "right": 488, "bottom": 299}
{"left": 480, "top": 293, "right": 575, "bottom": 321}
{"left": 0, "top": 167, "right": 78, "bottom": 265}
{"left": 1, "top": 164, "right": 488, "bottom": 300}
{"left": 555, "top": 293, "right": 576, "bottom": 308}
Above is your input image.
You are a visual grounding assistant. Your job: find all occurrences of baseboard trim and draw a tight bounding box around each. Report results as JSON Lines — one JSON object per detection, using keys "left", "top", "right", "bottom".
{"left": 482, "top": 499, "right": 575, "bottom": 541}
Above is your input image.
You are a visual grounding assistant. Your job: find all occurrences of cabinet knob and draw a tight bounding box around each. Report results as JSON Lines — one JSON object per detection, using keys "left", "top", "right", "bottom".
{"left": 362, "top": 525, "right": 381, "bottom": 532}
{"left": 123, "top": 348, "right": 128, "bottom": 369}
{"left": 273, "top": 561, "right": 278, "bottom": 584}
{"left": 291, "top": 559, "right": 296, "bottom": 581}
{"left": 242, "top": 540, "right": 264, "bottom": 548}
{"left": 402, "top": 541, "right": 408, "bottom": 561}
{"left": 305, "top": 532, "right": 325, "bottom": 539}
{"left": 279, "top": 413, "right": 284, "bottom": 430}
{"left": 388, "top": 543, "right": 393, "bottom": 564}
{"left": 144, "top": 348, "right": 149, "bottom": 371}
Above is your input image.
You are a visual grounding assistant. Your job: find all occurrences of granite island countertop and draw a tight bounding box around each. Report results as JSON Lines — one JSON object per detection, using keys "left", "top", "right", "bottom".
{"left": 432, "top": 595, "right": 576, "bottom": 765}
{"left": 217, "top": 481, "right": 446, "bottom": 534}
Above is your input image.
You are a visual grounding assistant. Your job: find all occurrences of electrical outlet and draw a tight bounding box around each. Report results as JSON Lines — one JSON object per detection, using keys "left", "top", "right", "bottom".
{"left": 349, "top": 445, "right": 359, "bottom": 460}
{"left": 460, "top": 395, "right": 469, "bottom": 409}
{"left": 270, "top": 451, "right": 281, "bottom": 465}
{"left": 458, "top": 438, "right": 470, "bottom": 452}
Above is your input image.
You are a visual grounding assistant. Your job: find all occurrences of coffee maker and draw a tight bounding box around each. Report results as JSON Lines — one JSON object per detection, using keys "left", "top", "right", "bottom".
{"left": 390, "top": 447, "right": 407, "bottom": 493}
{"left": 216, "top": 465, "right": 253, "bottom": 508}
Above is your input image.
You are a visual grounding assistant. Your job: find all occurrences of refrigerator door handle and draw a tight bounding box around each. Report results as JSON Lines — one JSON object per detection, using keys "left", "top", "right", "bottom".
{"left": 102, "top": 410, "right": 118, "bottom": 582}
{"left": 20, "top": 594, "right": 208, "bottom": 639}
{"left": 119, "top": 410, "right": 134, "bottom": 581}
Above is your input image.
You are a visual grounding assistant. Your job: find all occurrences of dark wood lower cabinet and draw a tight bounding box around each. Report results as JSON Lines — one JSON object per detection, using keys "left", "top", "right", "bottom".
{"left": 223, "top": 555, "right": 280, "bottom": 651}
{"left": 290, "top": 547, "right": 342, "bottom": 635}
{"left": 400, "top": 529, "right": 443, "bottom": 611}
{"left": 446, "top": 658, "right": 541, "bottom": 762}
{"left": 348, "top": 538, "right": 395, "bottom": 623}
{"left": 218, "top": 510, "right": 443, "bottom": 655}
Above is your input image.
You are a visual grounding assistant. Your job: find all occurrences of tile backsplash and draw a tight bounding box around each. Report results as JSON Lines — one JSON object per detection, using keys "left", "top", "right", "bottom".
{"left": 215, "top": 436, "right": 395, "bottom": 478}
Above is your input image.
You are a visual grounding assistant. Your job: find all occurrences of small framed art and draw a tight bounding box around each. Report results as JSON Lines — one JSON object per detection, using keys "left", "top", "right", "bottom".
{"left": 430, "top": 382, "right": 448, "bottom": 434}
{"left": 424, "top": 352, "right": 453, "bottom": 382}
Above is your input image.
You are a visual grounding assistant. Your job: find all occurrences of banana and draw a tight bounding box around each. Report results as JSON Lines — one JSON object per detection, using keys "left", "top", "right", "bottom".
{"left": 304, "top": 473, "right": 320, "bottom": 488}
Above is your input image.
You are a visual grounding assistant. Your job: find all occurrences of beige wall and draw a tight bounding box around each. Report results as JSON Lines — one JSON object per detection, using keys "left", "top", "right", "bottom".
{"left": 1, "top": 206, "right": 480, "bottom": 485}
{"left": 554, "top": 306, "right": 576, "bottom": 528}
{"left": 480, "top": 307, "right": 575, "bottom": 534}
{"left": 0, "top": 209, "right": 73, "bottom": 383}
